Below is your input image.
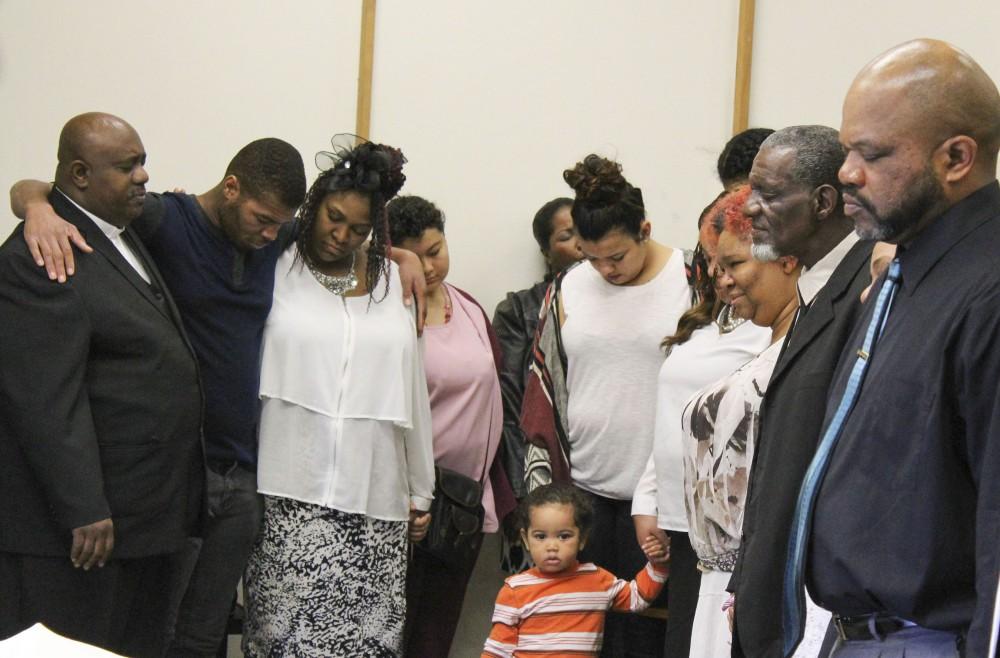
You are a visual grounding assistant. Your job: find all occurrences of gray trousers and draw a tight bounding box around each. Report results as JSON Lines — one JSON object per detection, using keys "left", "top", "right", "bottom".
{"left": 830, "top": 625, "right": 961, "bottom": 657}
{"left": 166, "top": 464, "right": 263, "bottom": 657}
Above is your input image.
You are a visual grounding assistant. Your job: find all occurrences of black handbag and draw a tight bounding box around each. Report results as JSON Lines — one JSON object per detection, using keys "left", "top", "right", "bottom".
{"left": 418, "top": 465, "right": 485, "bottom": 567}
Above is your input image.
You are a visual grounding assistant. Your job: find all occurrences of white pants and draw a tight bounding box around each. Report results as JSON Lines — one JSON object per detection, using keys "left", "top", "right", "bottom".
{"left": 689, "top": 569, "right": 833, "bottom": 658}
{"left": 689, "top": 569, "right": 732, "bottom": 658}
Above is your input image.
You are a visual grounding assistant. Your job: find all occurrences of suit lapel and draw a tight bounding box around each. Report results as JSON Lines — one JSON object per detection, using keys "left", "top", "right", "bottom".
{"left": 768, "top": 240, "right": 873, "bottom": 387}
{"left": 50, "top": 192, "right": 172, "bottom": 322}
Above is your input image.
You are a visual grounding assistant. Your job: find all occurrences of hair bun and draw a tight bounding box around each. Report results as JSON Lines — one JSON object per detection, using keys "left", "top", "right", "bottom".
{"left": 319, "top": 137, "right": 407, "bottom": 200}
{"left": 563, "top": 154, "right": 627, "bottom": 206}
{"left": 373, "top": 143, "right": 407, "bottom": 199}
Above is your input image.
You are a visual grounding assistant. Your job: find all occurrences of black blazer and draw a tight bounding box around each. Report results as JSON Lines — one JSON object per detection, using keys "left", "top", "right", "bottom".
{"left": 0, "top": 191, "right": 204, "bottom": 560}
{"left": 731, "top": 239, "right": 875, "bottom": 658}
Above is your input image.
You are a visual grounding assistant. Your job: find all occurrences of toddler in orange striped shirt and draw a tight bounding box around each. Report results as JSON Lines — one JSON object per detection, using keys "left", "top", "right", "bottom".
{"left": 482, "top": 483, "right": 669, "bottom": 658}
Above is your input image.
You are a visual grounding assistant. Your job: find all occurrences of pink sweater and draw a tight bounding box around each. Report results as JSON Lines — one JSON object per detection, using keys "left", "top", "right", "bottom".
{"left": 423, "top": 283, "right": 504, "bottom": 532}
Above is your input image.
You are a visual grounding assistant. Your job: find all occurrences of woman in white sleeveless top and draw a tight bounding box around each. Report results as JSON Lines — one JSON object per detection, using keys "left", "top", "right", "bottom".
{"left": 522, "top": 154, "right": 690, "bottom": 657}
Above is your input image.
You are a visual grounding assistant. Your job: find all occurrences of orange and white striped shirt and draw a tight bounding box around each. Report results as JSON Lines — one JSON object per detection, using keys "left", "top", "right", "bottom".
{"left": 481, "top": 561, "right": 668, "bottom": 657}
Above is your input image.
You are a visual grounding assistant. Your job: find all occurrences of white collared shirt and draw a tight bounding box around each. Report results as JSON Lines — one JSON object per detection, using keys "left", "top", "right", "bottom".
{"left": 55, "top": 188, "right": 151, "bottom": 284}
{"left": 796, "top": 232, "right": 860, "bottom": 306}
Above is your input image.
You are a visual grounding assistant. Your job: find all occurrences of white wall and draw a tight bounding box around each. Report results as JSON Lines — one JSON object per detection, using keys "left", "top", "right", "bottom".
{"left": 2, "top": 1, "right": 1000, "bottom": 312}
{"left": 749, "top": 1, "right": 1000, "bottom": 131}
{"left": 370, "top": 1, "right": 738, "bottom": 307}
{"left": 0, "top": 0, "right": 359, "bottom": 221}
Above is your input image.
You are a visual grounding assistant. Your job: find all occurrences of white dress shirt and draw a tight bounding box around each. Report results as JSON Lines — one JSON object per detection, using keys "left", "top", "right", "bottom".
{"left": 796, "top": 232, "right": 859, "bottom": 306}
{"left": 56, "top": 188, "right": 151, "bottom": 284}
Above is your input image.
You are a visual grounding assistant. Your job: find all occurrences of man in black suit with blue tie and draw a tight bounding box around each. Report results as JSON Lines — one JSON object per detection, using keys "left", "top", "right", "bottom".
{"left": 728, "top": 125, "right": 876, "bottom": 657}
{"left": 0, "top": 112, "right": 203, "bottom": 657}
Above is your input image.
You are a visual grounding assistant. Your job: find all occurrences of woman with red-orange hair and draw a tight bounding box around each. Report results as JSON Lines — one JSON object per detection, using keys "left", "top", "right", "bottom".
{"left": 679, "top": 186, "right": 800, "bottom": 657}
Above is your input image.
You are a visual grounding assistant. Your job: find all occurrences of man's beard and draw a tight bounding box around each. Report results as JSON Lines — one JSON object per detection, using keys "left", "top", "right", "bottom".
{"left": 848, "top": 165, "right": 945, "bottom": 242}
{"left": 751, "top": 241, "right": 781, "bottom": 262}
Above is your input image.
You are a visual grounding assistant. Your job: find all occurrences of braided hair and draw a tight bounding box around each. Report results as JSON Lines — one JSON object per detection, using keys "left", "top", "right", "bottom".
{"left": 296, "top": 140, "right": 406, "bottom": 301}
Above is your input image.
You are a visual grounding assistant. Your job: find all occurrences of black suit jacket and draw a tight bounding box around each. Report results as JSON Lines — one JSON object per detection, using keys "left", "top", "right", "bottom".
{"left": 731, "top": 239, "right": 875, "bottom": 658}
{"left": 0, "top": 191, "right": 204, "bottom": 559}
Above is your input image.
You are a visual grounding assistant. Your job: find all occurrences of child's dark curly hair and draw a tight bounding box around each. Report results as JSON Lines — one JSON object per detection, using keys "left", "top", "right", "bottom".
{"left": 519, "top": 483, "right": 594, "bottom": 538}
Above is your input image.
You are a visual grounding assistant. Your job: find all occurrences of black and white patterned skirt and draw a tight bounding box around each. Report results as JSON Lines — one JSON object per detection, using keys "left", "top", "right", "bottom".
{"left": 242, "top": 495, "right": 408, "bottom": 657}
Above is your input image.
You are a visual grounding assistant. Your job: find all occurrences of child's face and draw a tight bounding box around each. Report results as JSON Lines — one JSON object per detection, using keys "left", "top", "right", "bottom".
{"left": 521, "top": 502, "right": 586, "bottom": 574}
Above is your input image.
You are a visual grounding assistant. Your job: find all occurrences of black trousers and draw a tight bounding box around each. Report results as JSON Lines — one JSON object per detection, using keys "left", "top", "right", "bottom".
{"left": 0, "top": 550, "right": 184, "bottom": 658}
{"left": 404, "top": 538, "right": 483, "bottom": 658}
{"left": 663, "top": 530, "right": 700, "bottom": 657}
{"left": 576, "top": 489, "right": 667, "bottom": 658}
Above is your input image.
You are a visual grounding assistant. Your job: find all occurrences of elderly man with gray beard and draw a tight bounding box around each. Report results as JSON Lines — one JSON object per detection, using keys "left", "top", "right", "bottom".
{"left": 727, "top": 125, "right": 876, "bottom": 658}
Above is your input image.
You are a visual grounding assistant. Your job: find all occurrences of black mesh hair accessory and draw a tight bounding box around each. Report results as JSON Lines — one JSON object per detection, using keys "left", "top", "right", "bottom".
{"left": 314, "top": 134, "right": 406, "bottom": 199}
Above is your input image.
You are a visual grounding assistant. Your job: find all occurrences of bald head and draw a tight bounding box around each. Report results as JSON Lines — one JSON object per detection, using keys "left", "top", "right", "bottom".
{"left": 57, "top": 112, "right": 137, "bottom": 175}
{"left": 55, "top": 112, "right": 149, "bottom": 227}
{"left": 839, "top": 40, "right": 1000, "bottom": 244}
{"left": 851, "top": 39, "right": 1000, "bottom": 165}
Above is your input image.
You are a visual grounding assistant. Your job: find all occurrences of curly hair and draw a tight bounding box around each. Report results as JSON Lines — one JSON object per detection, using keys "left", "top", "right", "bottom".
{"left": 718, "top": 185, "right": 753, "bottom": 238}
{"left": 717, "top": 128, "right": 774, "bottom": 188}
{"left": 386, "top": 195, "right": 445, "bottom": 246}
{"left": 225, "top": 138, "right": 307, "bottom": 209}
{"left": 518, "top": 483, "right": 594, "bottom": 538}
{"left": 295, "top": 140, "right": 406, "bottom": 301}
{"left": 563, "top": 155, "right": 645, "bottom": 241}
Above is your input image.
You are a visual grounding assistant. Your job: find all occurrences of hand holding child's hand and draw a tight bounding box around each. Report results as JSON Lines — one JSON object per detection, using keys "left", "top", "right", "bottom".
{"left": 640, "top": 532, "right": 670, "bottom": 565}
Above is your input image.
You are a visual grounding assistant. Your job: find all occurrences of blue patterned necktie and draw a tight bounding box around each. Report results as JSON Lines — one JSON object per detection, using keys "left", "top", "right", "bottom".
{"left": 782, "top": 258, "right": 902, "bottom": 657}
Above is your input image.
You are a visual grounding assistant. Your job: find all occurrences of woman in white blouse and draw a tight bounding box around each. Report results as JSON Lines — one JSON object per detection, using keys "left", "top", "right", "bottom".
{"left": 632, "top": 190, "right": 771, "bottom": 658}
{"left": 242, "top": 140, "right": 434, "bottom": 657}
{"left": 679, "top": 186, "right": 800, "bottom": 657}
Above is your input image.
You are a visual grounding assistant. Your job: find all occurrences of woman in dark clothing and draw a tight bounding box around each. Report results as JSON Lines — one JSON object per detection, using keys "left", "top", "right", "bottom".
{"left": 491, "top": 197, "right": 581, "bottom": 508}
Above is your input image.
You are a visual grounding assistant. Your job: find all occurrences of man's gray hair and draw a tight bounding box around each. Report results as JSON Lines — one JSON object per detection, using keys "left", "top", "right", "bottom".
{"left": 760, "top": 125, "right": 844, "bottom": 192}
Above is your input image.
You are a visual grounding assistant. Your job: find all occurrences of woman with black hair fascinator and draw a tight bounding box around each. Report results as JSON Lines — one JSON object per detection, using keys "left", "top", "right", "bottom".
{"left": 243, "top": 135, "right": 435, "bottom": 657}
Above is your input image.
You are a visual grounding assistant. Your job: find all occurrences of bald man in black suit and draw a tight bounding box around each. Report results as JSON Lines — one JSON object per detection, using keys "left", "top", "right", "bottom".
{"left": 0, "top": 112, "right": 204, "bottom": 657}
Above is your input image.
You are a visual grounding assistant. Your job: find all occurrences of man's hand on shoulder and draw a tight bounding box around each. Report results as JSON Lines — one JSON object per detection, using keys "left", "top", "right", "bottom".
{"left": 25, "top": 201, "right": 92, "bottom": 282}
{"left": 390, "top": 247, "right": 427, "bottom": 335}
{"left": 71, "top": 517, "right": 114, "bottom": 570}
{"left": 11, "top": 179, "right": 93, "bottom": 282}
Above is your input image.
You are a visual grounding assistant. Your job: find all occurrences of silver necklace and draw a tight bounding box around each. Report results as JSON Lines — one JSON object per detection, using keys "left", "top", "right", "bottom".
{"left": 306, "top": 250, "right": 358, "bottom": 296}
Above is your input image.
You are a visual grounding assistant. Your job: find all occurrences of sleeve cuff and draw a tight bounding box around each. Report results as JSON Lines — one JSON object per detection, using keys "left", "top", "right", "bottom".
{"left": 631, "top": 496, "right": 658, "bottom": 517}
{"left": 410, "top": 495, "right": 433, "bottom": 512}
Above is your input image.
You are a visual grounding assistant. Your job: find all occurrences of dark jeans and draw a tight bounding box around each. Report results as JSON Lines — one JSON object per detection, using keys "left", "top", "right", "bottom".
{"left": 0, "top": 550, "right": 182, "bottom": 658}
{"left": 166, "top": 464, "right": 263, "bottom": 657}
{"left": 576, "top": 488, "right": 666, "bottom": 658}
{"left": 404, "top": 538, "right": 483, "bottom": 658}
{"left": 664, "top": 530, "right": 700, "bottom": 658}
{"left": 830, "top": 625, "right": 961, "bottom": 657}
